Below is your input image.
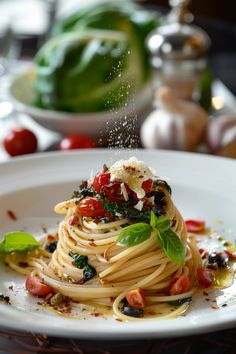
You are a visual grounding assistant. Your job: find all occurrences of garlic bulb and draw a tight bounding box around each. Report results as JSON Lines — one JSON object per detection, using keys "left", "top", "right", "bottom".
{"left": 206, "top": 115, "right": 236, "bottom": 158}
{"left": 140, "top": 87, "right": 208, "bottom": 151}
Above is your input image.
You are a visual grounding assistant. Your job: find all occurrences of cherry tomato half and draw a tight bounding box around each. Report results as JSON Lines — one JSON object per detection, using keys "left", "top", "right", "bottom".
{"left": 197, "top": 267, "right": 215, "bottom": 287}
{"left": 126, "top": 288, "right": 145, "bottom": 309}
{"left": 77, "top": 197, "right": 107, "bottom": 217}
{"left": 169, "top": 275, "right": 190, "bottom": 295}
{"left": 225, "top": 250, "right": 236, "bottom": 261}
{"left": 3, "top": 127, "right": 38, "bottom": 157}
{"left": 59, "top": 135, "right": 97, "bottom": 150}
{"left": 25, "top": 275, "right": 53, "bottom": 297}
{"left": 185, "top": 220, "right": 206, "bottom": 233}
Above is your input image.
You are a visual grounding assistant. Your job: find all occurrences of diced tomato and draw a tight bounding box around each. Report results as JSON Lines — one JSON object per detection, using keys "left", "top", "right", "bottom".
{"left": 126, "top": 288, "right": 145, "bottom": 309}
{"left": 169, "top": 275, "right": 190, "bottom": 295}
{"left": 77, "top": 197, "right": 107, "bottom": 217}
{"left": 25, "top": 275, "right": 53, "bottom": 297}
{"left": 104, "top": 182, "right": 127, "bottom": 203}
{"left": 197, "top": 267, "right": 215, "bottom": 287}
{"left": 225, "top": 250, "right": 236, "bottom": 260}
{"left": 93, "top": 172, "right": 127, "bottom": 203}
{"left": 185, "top": 220, "right": 206, "bottom": 233}
{"left": 142, "top": 179, "right": 153, "bottom": 193}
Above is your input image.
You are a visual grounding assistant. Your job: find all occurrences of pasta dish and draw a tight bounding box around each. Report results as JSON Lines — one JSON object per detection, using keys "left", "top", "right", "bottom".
{"left": 4, "top": 157, "right": 233, "bottom": 321}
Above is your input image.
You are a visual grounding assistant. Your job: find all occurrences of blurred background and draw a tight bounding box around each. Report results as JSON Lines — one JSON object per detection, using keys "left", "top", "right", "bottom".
{"left": 0, "top": 0, "right": 236, "bottom": 158}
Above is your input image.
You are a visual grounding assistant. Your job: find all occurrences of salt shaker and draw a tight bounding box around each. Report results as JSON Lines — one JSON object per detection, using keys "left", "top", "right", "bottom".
{"left": 146, "top": 0, "right": 211, "bottom": 102}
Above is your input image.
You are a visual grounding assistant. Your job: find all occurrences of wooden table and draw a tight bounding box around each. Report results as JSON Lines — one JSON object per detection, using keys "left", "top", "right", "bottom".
{"left": 0, "top": 327, "right": 236, "bottom": 354}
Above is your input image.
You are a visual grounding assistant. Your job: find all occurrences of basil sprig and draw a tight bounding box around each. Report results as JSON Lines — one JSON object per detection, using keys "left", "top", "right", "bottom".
{"left": 117, "top": 211, "right": 185, "bottom": 265}
{"left": 0, "top": 232, "right": 40, "bottom": 254}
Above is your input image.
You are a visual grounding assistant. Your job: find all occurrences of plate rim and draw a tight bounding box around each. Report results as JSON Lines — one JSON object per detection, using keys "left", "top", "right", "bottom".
{"left": 0, "top": 148, "right": 236, "bottom": 339}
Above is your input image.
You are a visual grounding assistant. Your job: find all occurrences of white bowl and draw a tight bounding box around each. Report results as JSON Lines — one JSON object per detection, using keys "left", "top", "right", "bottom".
{"left": 9, "top": 68, "right": 153, "bottom": 137}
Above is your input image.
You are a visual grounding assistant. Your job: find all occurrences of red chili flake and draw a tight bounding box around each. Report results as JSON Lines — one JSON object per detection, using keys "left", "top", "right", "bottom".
{"left": 205, "top": 298, "right": 210, "bottom": 302}
{"left": 68, "top": 215, "right": 79, "bottom": 226}
{"left": 47, "top": 234, "right": 55, "bottom": 242}
{"left": 91, "top": 312, "right": 101, "bottom": 317}
{"left": 199, "top": 248, "right": 205, "bottom": 254}
{"left": 89, "top": 240, "right": 96, "bottom": 247}
{"left": 19, "top": 262, "right": 28, "bottom": 268}
{"left": 76, "top": 279, "right": 85, "bottom": 285}
{"left": 185, "top": 220, "right": 205, "bottom": 233}
{"left": 203, "top": 291, "right": 209, "bottom": 296}
{"left": 211, "top": 306, "right": 220, "bottom": 310}
{"left": 7, "top": 210, "right": 17, "bottom": 221}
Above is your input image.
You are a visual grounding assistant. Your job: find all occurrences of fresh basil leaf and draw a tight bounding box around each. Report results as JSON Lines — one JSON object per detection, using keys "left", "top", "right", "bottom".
{"left": 156, "top": 230, "right": 167, "bottom": 251}
{"left": 161, "top": 229, "right": 185, "bottom": 265}
{"left": 150, "top": 211, "right": 171, "bottom": 232}
{"left": 117, "top": 223, "right": 152, "bottom": 247}
{"left": 0, "top": 232, "right": 40, "bottom": 254}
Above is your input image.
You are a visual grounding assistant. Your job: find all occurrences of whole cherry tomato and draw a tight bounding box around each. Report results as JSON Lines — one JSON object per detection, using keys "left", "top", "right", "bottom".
{"left": 77, "top": 197, "right": 107, "bottom": 217}
{"left": 25, "top": 275, "right": 53, "bottom": 297}
{"left": 3, "top": 127, "right": 38, "bottom": 157}
{"left": 59, "top": 135, "right": 97, "bottom": 150}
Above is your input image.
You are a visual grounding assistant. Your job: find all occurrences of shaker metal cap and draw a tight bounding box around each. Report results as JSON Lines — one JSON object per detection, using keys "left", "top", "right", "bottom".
{"left": 147, "top": 22, "right": 211, "bottom": 61}
{"left": 147, "top": 0, "right": 211, "bottom": 62}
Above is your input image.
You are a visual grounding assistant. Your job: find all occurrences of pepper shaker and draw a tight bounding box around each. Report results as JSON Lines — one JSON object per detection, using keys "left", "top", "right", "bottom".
{"left": 146, "top": 0, "right": 211, "bottom": 102}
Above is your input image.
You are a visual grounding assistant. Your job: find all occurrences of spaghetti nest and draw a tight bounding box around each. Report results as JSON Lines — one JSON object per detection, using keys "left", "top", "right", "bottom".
{"left": 6, "top": 182, "right": 201, "bottom": 321}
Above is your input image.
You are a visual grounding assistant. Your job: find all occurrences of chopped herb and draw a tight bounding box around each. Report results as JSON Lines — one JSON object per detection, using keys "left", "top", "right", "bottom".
{"left": 45, "top": 241, "right": 58, "bottom": 253}
{"left": 168, "top": 297, "right": 192, "bottom": 306}
{"left": 99, "top": 216, "right": 110, "bottom": 224}
{"left": 101, "top": 198, "right": 165, "bottom": 222}
{"left": 83, "top": 264, "right": 97, "bottom": 282}
{"left": 71, "top": 186, "right": 94, "bottom": 201}
{"left": 69, "top": 251, "right": 96, "bottom": 282}
{"left": 69, "top": 251, "right": 88, "bottom": 269}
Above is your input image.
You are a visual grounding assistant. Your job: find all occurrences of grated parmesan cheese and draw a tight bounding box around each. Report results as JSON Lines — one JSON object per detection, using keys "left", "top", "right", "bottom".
{"left": 109, "top": 157, "right": 155, "bottom": 199}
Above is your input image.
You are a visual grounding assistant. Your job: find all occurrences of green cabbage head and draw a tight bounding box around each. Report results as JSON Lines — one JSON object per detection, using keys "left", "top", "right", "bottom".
{"left": 34, "top": 2, "right": 160, "bottom": 112}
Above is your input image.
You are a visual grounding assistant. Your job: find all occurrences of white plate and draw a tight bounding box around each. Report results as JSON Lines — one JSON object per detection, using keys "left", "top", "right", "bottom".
{"left": 0, "top": 149, "right": 236, "bottom": 339}
{"left": 8, "top": 69, "right": 152, "bottom": 136}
